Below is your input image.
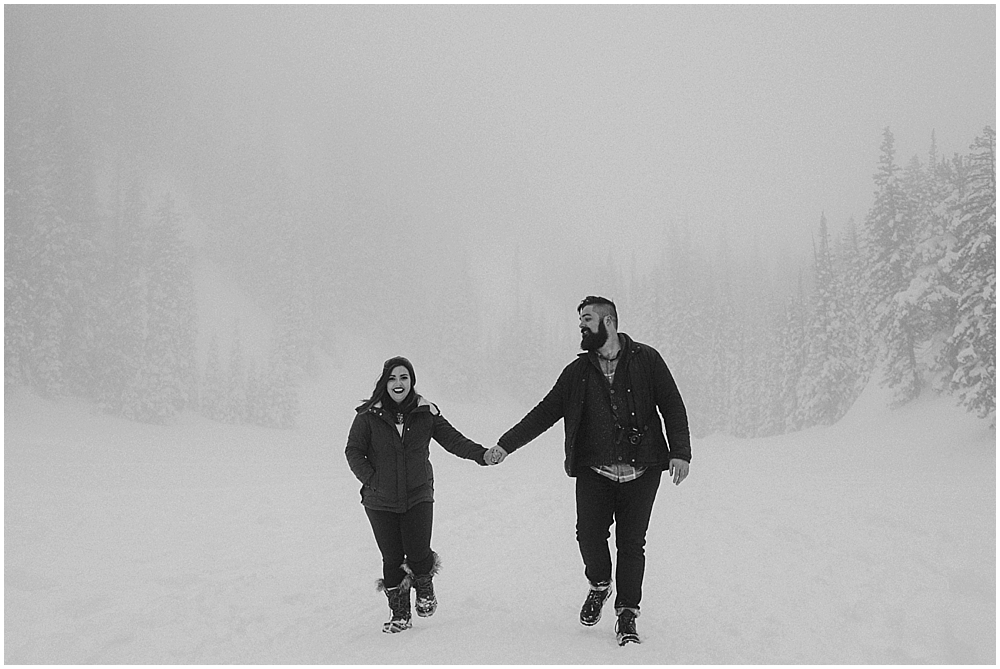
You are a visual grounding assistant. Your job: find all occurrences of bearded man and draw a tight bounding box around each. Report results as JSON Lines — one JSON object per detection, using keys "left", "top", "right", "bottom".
{"left": 486, "top": 295, "right": 691, "bottom": 646}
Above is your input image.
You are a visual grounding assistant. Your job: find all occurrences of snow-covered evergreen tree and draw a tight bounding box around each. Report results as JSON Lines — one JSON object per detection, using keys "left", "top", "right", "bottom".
{"left": 224, "top": 323, "right": 248, "bottom": 424}
{"left": 47, "top": 97, "right": 101, "bottom": 397}
{"left": 4, "top": 108, "right": 43, "bottom": 389}
{"left": 258, "top": 306, "right": 303, "bottom": 429}
{"left": 4, "top": 94, "right": 98, "bottom": 397}
{"left": 796, "top": 214, "right": 856, "bottom": 426}
{"left": 138, "top": 195, "right": 197, "bottom": 422}
{"left": 653, "top": 226, "right": 713, "bottom": 438}
{"left": 96, "top": 180, "right": 149, "bottom": 418}
{"left": 864, "top": 127, "right": 921, "bottom": 406}
{"left": 244, "top": 358, "right": 264, "bottom": 426}
{"left": 777, "top": 274, "right": 809, "bottom": 432}
{"left": 260, "top": 350, "right": 299, "bottom": 429}
{"left": 200, "top": 332, "right": 226, "bottom": 421}
{"left": 939, "top": 127, "right": 996, "bottom": 419}
{"left": 757, "top": 309, "right": 788, "bottom": 437}
{"left": 897, "top": 151, "right": 958, "bottom": 366}
{"left": 834, "top": 218, "right": 873, "bottom": 401}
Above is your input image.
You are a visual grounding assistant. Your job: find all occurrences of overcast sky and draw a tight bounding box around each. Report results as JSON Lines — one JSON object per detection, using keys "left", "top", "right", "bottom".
{"left": 7, "top": 4, "right": 996, "bottom": 313}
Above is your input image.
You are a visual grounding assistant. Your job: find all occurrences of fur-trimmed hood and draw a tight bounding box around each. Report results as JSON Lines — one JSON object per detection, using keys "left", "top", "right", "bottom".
{"left": 367, "top": 394, "right": 440, "bottom": 416}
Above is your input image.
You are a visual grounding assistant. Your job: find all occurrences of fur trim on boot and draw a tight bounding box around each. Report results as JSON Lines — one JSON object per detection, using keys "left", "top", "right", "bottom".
{"left": 376, "top": 576, "right": 412, "bottom": 633}
{"left": 404, "top": 551, "right": 441, "bottom": 618}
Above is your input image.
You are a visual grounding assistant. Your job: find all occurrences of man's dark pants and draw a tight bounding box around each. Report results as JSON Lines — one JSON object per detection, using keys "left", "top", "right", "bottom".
{"left": 575, "top": 466, "right": 662, "bottom": 612}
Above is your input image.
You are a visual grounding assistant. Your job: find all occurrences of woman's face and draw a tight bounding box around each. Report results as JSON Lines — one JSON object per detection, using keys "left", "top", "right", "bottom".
{"left": 386, "top": 365, "right": 412, "bottom": 404}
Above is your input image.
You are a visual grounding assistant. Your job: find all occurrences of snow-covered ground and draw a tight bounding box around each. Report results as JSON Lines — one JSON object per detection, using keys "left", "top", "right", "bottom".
{"left": 5, "top": 361, "right": 995, "bottom": 664}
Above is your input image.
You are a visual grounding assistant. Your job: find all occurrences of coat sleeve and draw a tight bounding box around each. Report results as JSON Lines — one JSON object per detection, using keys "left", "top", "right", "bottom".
{"left": 345, "top": 412, "right": 377, "bottom": 484}
{"left": 431, "top": 413, "right": 489, "bottom": 465}
{"left": 651, "top": 350, "right": 692, "bottom": 462}
{"left": 497, "top": 363, "right": 571, "bottom": 454}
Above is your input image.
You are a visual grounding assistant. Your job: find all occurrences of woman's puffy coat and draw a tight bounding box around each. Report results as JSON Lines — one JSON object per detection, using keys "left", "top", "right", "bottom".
{"left": 345, "top": 395, "right": 488, "bottom": 512}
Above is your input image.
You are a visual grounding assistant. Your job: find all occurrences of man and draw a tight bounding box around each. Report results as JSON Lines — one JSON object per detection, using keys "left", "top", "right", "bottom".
{"left": 485, "top": 296, "right": 690, "bottom": 646}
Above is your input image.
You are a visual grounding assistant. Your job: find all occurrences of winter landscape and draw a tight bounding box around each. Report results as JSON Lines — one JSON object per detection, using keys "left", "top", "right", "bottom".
{"left": 5, "top": 357, "right": 995, "bottom": 664}
{"left": 5, "top": 5, "right": 995, "bottom": 666}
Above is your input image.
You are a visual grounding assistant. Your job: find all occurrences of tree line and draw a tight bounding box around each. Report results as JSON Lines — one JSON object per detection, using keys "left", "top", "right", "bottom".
{"left": 5, "top": 93, "right": 303, "bottom": 427}
{"left": 5, "top": 89, "right": 994, "bottom": 435}
{"left": 617, "top": 126, "right": 995, "bottom": 436}
{"left": 446, "top": 127, "right": 995, "bottom": 437}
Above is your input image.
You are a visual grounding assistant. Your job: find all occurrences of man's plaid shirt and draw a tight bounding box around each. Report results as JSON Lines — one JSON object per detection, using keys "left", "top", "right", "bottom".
{"left": 592, "top": 464, "right": 647, "bottom": 483}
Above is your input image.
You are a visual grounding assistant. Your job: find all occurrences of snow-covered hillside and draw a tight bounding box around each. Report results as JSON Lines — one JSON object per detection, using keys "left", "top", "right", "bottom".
{"left": 5, "top": 363, "right": 995, "bottom": 664}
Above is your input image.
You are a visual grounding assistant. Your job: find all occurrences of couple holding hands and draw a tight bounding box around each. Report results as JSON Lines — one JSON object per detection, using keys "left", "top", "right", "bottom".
{"left": 345, "top": 296, "right": 691, "bottom": 646}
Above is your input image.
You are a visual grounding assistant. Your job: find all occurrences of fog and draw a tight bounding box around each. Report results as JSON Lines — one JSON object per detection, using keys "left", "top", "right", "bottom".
{"left": 5, "top": 5, "right": 995, "bottom": 430}
{"left": 4, "top": 8, "right": 996, "bottom": 661}
{"left": 11, "top": 7, "right": 993, "bottom": 260}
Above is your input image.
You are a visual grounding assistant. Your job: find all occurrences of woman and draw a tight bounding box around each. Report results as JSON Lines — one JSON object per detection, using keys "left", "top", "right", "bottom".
{"left": 345, "top": 356, "right": 490, "bottom": 633}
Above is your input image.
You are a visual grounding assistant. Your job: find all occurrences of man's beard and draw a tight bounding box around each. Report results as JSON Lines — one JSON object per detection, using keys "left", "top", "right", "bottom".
{"left": 581, "top": 318, "right": 609, "bottom": 351}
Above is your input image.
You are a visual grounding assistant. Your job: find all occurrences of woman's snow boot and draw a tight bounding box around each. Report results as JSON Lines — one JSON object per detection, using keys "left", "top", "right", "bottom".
{"left": 405, "top": 551, "right": 440, "bottom": 617}
{"left": 377, "top": 576, "right": 412, "bottom": 633}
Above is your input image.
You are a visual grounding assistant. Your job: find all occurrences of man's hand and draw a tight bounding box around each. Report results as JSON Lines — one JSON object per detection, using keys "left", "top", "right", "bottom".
{"left": 668, "top": 459, "right": 689, "bottom": 485}
{"left": 484, "top": 445, "right": 508, "bottom": 466}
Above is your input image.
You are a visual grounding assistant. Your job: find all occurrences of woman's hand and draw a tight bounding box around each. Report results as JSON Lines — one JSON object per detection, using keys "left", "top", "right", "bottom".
{"left": 484, "top": 445, "right": 508, "bottom": 466}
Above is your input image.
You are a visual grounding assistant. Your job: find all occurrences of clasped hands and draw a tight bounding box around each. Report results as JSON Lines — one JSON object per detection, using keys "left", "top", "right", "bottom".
{"left": 483, "top": 445, "right": 508, "bottom": 466}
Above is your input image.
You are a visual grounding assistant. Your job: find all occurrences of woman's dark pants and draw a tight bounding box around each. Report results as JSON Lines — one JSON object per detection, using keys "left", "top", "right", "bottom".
{"left": 575, "top": 467, "right": 662, "bottom": 612}
{"left": 365, "top": 502, "right": 435, "bottom": 588}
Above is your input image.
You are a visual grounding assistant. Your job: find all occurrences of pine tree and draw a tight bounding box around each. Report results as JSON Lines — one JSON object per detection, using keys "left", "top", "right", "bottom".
{"left": 47, "top": 96, "right": 101, "bottom": 396}
{"left": 864, "top": 127, "right": 921, "bottom": 406}
{"left": 200, "top": 332, "right": 226, "bottom": 421}
{"left": 940, "top": 127, "right": 996, "bottom": 419}
{"left": 656, "top": 226, "right": 713, "bottom": 437}
{"left": 260, "top": 351, "right": 299, "bottom": 429}
{"left": 835, "top": 218, "right": 873, "bottom": 401}
{"left": 757, "top": 309, "right": 788, "bottom": 437}
{"left": 96, "top": 180, "right": 148, "bottom": 417}
{"left": 139, "top": 194, "right": 197, "bottom": 422}
{"left": 5, "top": 108, "right": 41, "bottom": 388}
{"left": 223, "top": 323, "right": 248, "bottom": 423}
{"left": 796, "top": 214, "right": 855, "bottom": 426}
{"left": 898, "top": 152, "right": 958, "bottom": 362}
{"left": 269, "top": 215, "right": 316, "bottom": 383}
{"left": 778, "top": 274, "right": 809, "bottom": 432}
{"left": 5, "top": 94, "right": 96, "bottom": 397}
{"left": 245, "top": 358, "right": 263, "bottom": 426}
{"left": 259, "top": 308, "right": 302, "bottom": 429}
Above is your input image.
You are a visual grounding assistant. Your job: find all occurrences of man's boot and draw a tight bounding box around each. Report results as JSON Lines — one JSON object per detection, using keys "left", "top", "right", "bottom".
{"left": 377, "top": 576, "right": 412, "bottom": 633}
{"left": 615, "top": 607, "right": 640, "bottom": 646}
{"left": 580, "top": 580, "right": 613, "bottom": 626}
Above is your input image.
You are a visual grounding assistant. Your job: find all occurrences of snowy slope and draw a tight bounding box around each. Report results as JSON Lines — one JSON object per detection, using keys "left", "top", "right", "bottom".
{"left": 4, "top": 364, "right": 995, "bottom": 664}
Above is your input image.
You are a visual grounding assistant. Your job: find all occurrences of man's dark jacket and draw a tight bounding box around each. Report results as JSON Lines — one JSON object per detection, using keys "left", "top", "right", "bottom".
{"left": 498, "top": 333, "right": 691, "bottom": 476}
{"left": 346, "top": 396, "right": 488, "bottom": 512}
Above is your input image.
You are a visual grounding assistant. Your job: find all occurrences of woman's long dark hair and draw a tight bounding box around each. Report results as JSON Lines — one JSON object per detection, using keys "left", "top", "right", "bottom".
{"left": 357, "top": 356, "right": 417, "bottom": 412}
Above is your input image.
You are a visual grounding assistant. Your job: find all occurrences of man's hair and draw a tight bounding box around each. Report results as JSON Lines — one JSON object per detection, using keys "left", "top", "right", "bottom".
{"left": 578, "top": 295, "right": 618, "bottom": 328}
